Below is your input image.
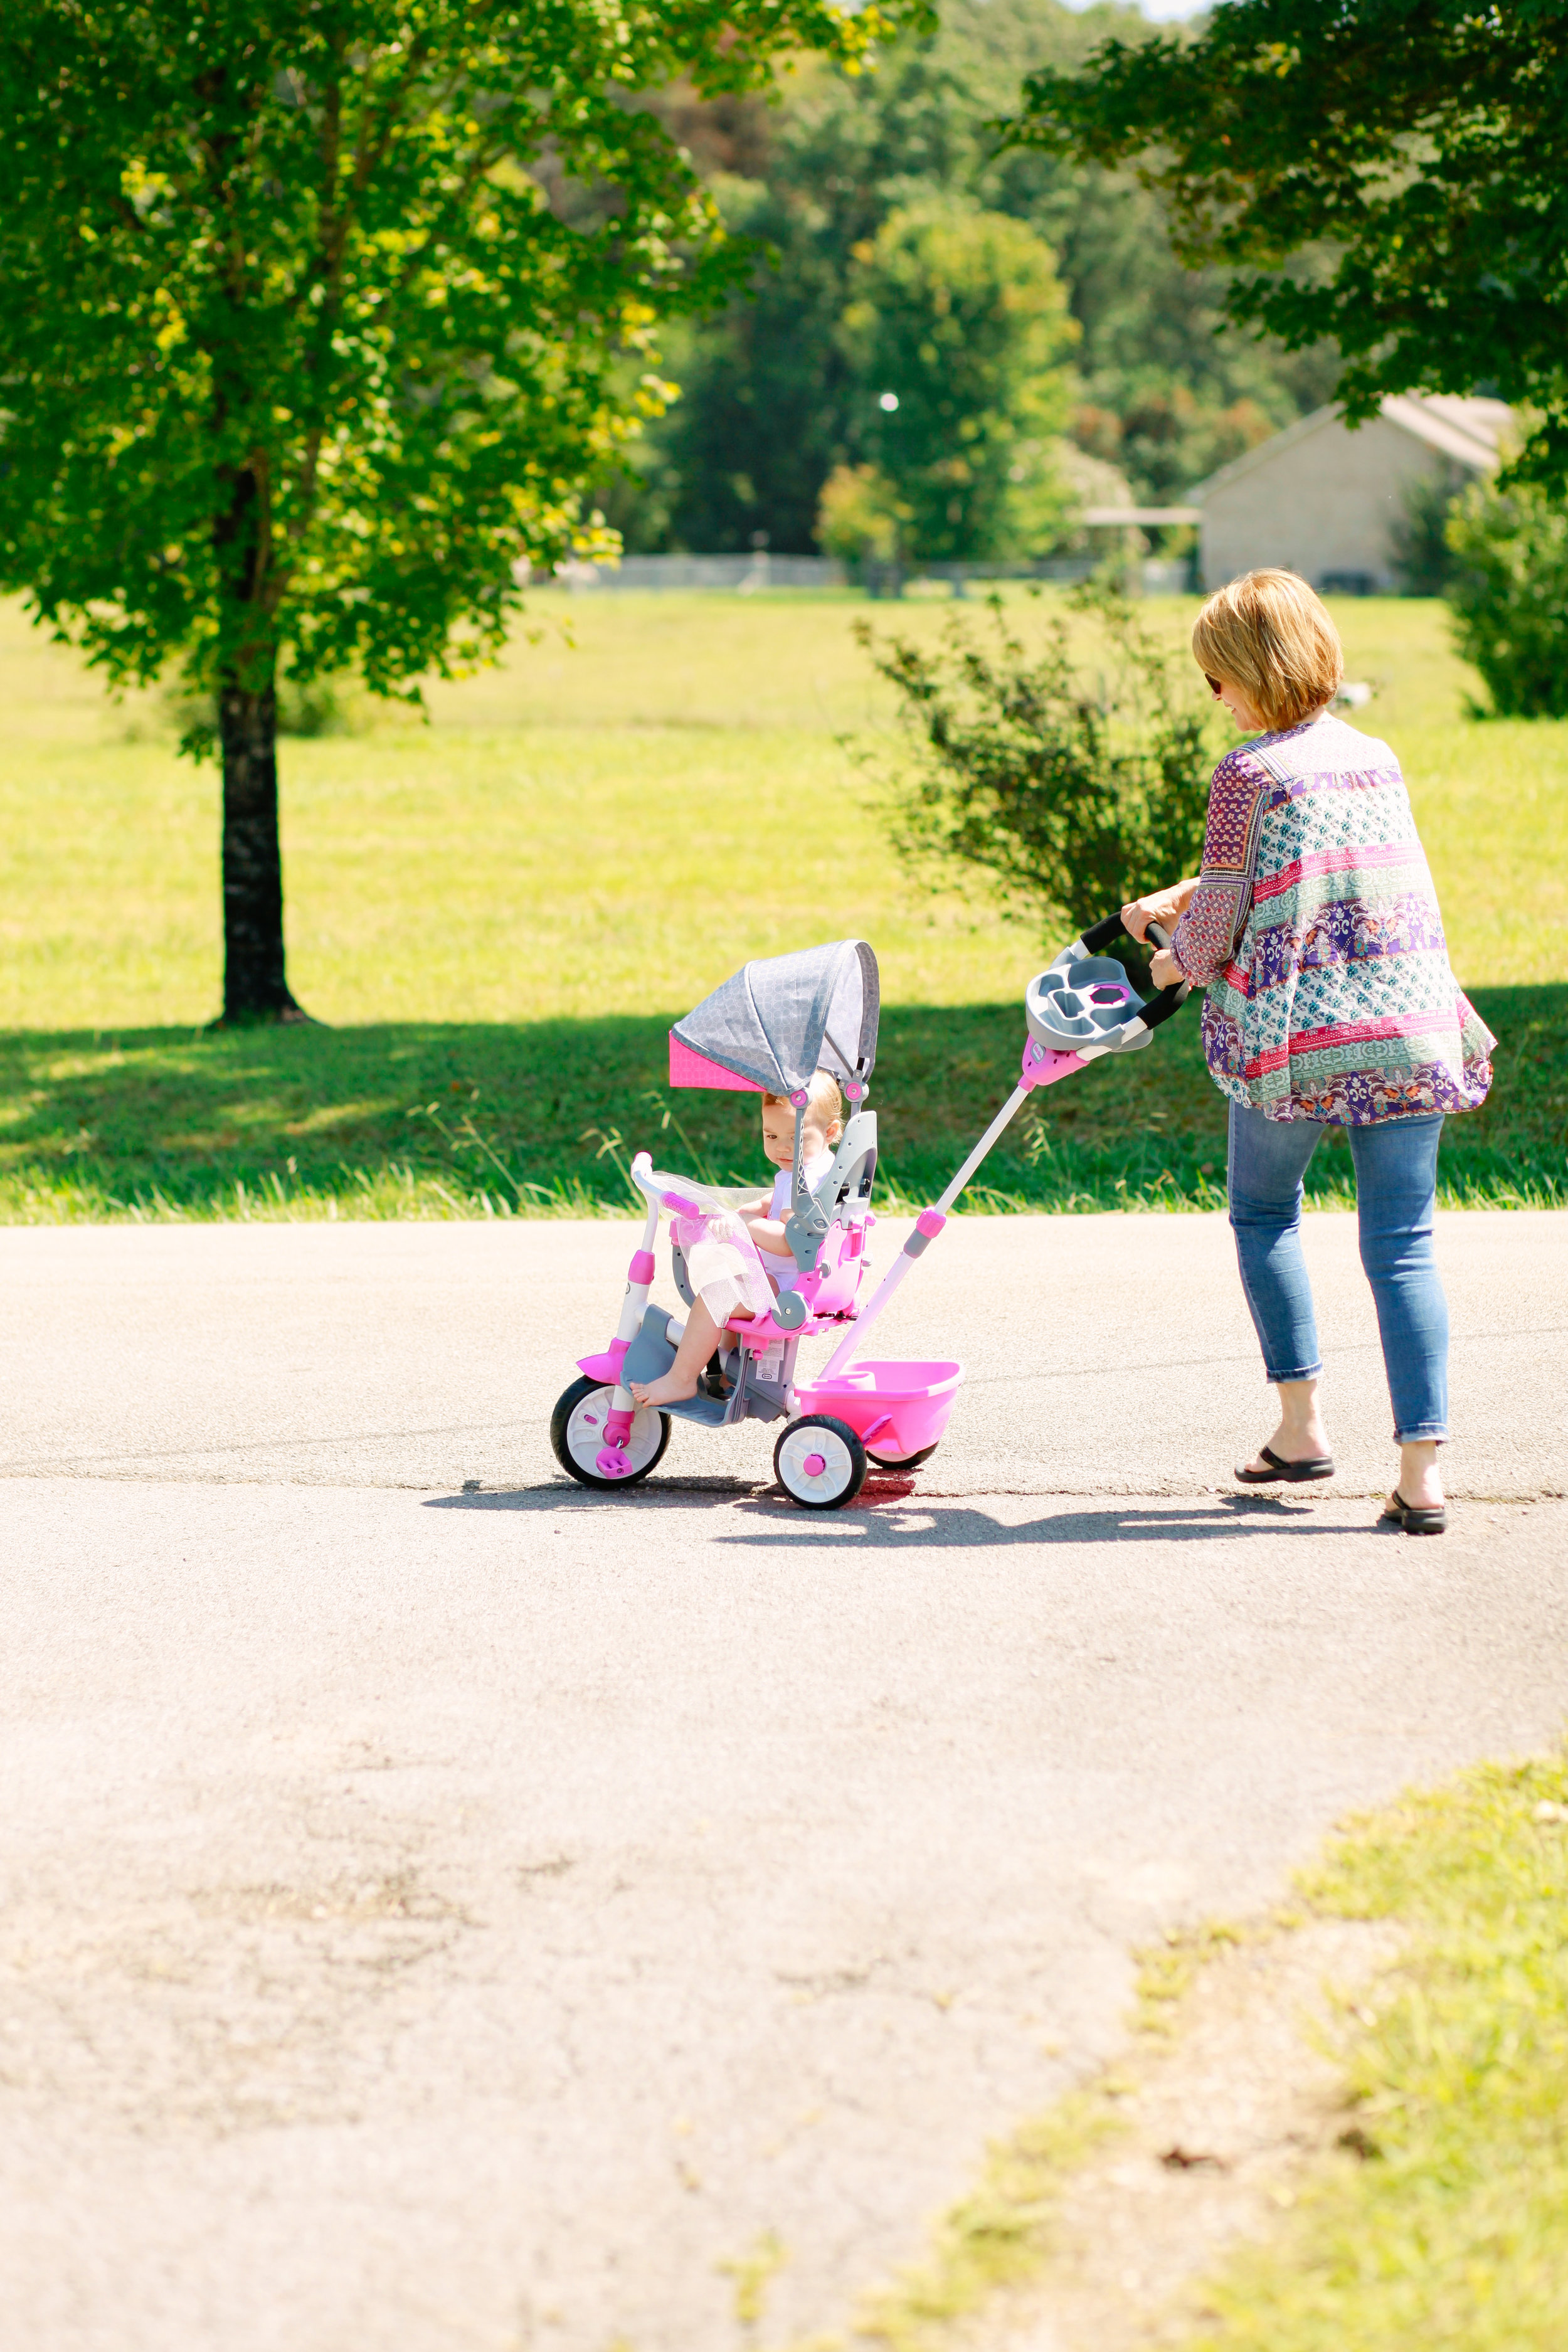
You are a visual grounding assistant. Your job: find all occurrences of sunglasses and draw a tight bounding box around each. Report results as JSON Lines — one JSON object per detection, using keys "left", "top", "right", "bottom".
{"left": 1204, "top": 673, "right": 1225, "bottom": 697}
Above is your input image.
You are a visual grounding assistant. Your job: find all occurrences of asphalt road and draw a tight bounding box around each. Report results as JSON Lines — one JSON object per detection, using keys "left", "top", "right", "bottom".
{"left": 1, "top": 1208, "right": 1561, "bottom": 1496}
{"left": 1, "top": 1212, "right": 1564, "bottom": 2352}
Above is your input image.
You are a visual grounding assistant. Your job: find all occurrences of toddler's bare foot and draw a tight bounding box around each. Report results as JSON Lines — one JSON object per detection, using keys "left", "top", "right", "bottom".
{"left": 629, "top": 1369, "right": 697, "bottom": 1407}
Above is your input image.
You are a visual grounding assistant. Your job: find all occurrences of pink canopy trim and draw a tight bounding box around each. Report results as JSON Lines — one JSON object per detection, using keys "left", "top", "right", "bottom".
{"left": 669, "top": 1033, "right": 765, "bottom": 1093}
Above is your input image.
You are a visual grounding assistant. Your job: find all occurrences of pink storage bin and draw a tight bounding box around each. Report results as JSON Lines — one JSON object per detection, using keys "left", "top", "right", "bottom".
{"left": 793, "top": 1359, "right": 963, "bottom": 1458}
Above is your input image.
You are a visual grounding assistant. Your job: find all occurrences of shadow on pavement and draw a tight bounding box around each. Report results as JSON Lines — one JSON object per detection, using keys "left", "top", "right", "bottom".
{"left": 712, "top": 1497, "right": 1365, "bottom": 1548}
{"left": 425, "top": 1475, "right": 761, "bottom": 1511}
{"left": 424, "top": 1483, "right": 1374, "bottom": 1547}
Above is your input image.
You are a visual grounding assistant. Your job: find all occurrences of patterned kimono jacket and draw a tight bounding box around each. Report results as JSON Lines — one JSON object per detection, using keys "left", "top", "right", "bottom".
{"left": 1168, "top": 712, "right": 1495, "bottom": 1125}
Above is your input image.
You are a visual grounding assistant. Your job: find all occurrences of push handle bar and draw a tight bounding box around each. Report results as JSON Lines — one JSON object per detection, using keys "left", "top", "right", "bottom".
{"left": 1140, "top": 919, "right": 1192, "bottom": 1031}
{"left": 1078, "top": 909, "right": 1192, "bottom": 1032}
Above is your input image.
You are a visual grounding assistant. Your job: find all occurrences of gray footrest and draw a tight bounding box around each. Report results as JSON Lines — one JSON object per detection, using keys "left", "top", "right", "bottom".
{"left": 621, "top": 1304, "right": 727, "bottom": 1428}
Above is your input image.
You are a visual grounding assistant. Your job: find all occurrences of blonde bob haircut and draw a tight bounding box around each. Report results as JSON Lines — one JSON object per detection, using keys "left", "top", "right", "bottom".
{"left": 1192, "top": 569, "right": 1343, "bottom": 732}
{"left": 762, "top": 1069, "right": 844, "bottom": 1131}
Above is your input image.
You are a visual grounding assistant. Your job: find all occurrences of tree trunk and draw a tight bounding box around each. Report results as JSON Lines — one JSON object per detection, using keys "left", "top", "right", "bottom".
{"left": 218, "top": 675, "right": 303, "bottom": 1021}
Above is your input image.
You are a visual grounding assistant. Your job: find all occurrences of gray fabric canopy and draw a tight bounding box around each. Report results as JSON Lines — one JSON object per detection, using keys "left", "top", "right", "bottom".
{"left": 670, "top": 940, "right": 879, "bottom": 1094}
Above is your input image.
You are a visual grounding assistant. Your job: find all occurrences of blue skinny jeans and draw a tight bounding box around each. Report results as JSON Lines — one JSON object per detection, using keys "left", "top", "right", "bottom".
{"left": 1226, "top": 1101, "right": 1449, "bottom": 1443}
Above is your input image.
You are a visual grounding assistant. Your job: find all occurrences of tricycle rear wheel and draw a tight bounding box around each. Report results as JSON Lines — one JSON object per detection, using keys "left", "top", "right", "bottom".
{"left": 866, "top": 1442, "right": 939, "bottom": 1471}
{"left": 775, "top": 1415, "right": 868, "bottom": 1510}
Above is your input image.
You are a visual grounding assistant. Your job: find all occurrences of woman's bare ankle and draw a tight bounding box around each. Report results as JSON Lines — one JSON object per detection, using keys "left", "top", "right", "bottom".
{"left": 1398, "top": 1439, "right": 1443, "bottom": 1508}
{"left": 1261, "top": 1378, "right": 1329, "bottom": 1466}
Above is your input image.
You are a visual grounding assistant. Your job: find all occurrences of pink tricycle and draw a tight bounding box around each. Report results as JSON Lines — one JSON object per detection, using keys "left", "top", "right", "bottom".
{"left": 550, "top": 918, "right": 1189, "bottom": 1509}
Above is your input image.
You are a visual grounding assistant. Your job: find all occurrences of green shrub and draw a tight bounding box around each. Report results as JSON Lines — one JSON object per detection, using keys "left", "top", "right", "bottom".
{"left": 859, "top": 581, "right": 1218, "bottom": 941}
{"left": 1390, "top": 470, "right": 1460, "bottom": 596}
{"left": 1445, "top": 477, "right": 1568, "bottom": 716}
{"left": 816, "top": 462, "right": 908, "bottom": 568}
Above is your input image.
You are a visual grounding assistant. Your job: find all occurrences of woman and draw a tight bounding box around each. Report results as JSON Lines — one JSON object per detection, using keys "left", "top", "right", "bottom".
{"left": 1123, "top": 569, "right": 1494, "bottom": 1535}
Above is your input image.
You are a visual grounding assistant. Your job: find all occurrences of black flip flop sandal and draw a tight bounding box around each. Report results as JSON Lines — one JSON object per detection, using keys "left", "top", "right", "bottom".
{"left": 1380, "top": 1490, "right": 1447, "bottom": 1535}
{"left": 1234, "top": 1443, "right": 1336, "bottom": 1486}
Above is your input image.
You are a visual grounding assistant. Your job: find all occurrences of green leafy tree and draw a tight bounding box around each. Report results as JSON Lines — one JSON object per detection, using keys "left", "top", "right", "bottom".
{"left": 617, "top": 0, "right": 1337, "bottom": 553}
{"left": 623, "top": 156, "right": 856, "bottom": 556}
{"left": 1007, "top": 0, "right": 1568, "bottom": 490}
{"left": 0, "top": 0, "right": 908, "bottom": 1022}
{"left": 1446, "top": 478, "right": 1568, "bottom": 719}
{"left": 861, "top": 584, "right": 1217, "bottom": 939}
{"left": 841, "top": 199, "right": 1076, "bottom": 563}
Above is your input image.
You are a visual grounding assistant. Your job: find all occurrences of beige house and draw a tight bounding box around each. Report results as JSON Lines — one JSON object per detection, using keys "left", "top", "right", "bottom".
{"left": 1191, "top": 395, "right": 1512, "bottom": 594}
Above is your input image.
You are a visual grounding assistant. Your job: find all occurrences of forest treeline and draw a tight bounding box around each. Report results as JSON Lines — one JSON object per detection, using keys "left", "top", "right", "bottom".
{"left": 603, "top": 0, "right": 1340, "bottom": 561}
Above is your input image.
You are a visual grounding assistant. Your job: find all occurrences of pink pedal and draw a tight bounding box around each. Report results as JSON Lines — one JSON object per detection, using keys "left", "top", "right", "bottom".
{"left": 597, "top": 1406, "right": 636, "bottom": 1475}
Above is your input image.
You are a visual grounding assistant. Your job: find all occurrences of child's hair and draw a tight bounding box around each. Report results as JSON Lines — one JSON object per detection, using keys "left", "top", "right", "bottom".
{"left": 762, "top": 1069, "right": 844, "bottom": 1132}
{"left": 1192, "top": 569, "right": 1344, "bottom": 730}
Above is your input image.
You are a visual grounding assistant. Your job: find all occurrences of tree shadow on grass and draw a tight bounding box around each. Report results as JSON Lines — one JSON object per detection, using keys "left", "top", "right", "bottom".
{"left": 0, "top": 984, "right": 1556, "bottom": 1218}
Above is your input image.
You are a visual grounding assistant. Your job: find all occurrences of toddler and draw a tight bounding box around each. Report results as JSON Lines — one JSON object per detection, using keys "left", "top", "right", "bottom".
{"left": 629, "top": 1071, "right": 844, "bottom": 1408}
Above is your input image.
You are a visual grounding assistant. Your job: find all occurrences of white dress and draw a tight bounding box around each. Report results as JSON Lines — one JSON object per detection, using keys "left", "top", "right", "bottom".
{"left": 756, "top": 1148, "right": 834, "bottom": 1296}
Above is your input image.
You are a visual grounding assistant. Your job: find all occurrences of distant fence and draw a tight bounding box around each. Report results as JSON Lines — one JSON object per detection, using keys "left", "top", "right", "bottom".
{"left": 554, "top": 553, "right": 845, "bottom": 592}
{"left": 543, "top": 551, "right": 1195, "bottom": 597}
{"left": 877, "top": 556, "right": 1194, "bottom": 597}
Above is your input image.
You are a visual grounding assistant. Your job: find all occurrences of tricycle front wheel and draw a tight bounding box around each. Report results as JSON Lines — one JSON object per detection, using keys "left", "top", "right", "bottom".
{"left": 550, "top": 1377, "right": 670, "bottom": 1490}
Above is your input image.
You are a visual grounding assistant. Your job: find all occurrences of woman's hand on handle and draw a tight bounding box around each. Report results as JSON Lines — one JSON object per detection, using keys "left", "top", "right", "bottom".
{"left": 1121, "top": 880, "right": 1198, "bottom": 942}
{"left": 1149, "top": 947, "right": 1184, "bottom": 988}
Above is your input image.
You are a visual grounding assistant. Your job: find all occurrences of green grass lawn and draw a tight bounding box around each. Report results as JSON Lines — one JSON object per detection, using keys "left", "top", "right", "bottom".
{"left": 1, "top": 588, "right": 1562, "bottom": 1218}
{"left": 830, "top": 1744, "right": 1568, "bottom": 2352}
{"left": 1189, "top": 1748, "right": 1568, "bottom": 2352}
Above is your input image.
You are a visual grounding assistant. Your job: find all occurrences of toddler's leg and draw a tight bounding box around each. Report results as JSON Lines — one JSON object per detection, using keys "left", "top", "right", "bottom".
{"left": 630, "top": 1300, "right": 722, "bottom": 1406}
